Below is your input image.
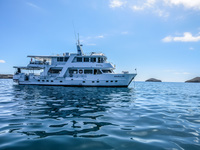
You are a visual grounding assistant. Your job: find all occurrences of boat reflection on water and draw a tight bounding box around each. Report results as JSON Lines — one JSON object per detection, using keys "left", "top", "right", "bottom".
{"left": 12, "top": 85, "right": 134, "bottom": 138}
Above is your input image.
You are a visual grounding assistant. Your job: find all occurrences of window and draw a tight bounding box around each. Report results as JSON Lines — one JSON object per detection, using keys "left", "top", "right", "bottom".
{"left": 91, "top": 57, "right": 96, "bottom": 62}
{"left": 83, "top": 81, "right": 85, "bottom": 83}
{"left": 97, "top": 57, "right": 104, "bottom": 63}
{"left": 84, "top": 70, "right": 93, "bottom": 74}
{"left": 106, "top": 81, "right": 108, "bottom": 83}
{"left": 94, "top": 69, "right": 102, "bottom": 74}
{"left": 77, "top": 57, "right": 82, "bottom": 62}
{"left": 57, "top": 57, "right": 64, "bottom": 62}
{"left": 46, "top": 80, "right": 49, "bottom": 82}
{"left": 98, "top": 57, "right": 101, "bottom": 63}
{"left": 97, "top": 81, "right": 99, "bottom": 83}
{"left": 60, "top": 81, "right": 63, "bottom": 83}
{"left": 102, "top": 70, "right": 112, "bottom": 73}
{"left": 60, "top": 57, "right": 63, "bottom": 61}
{"left": 92, "top": 81, "right": 94, "bottom": 83}
{"left": 48, "top": 68, "right": 62, "bottom": 74}
{"left": 64, "top": 57, "right": 69, "bottom": 62}
{"left": 38, "top": 80, "right": 40, "bottom": 82}
{"left": 115, "top": 80, "right": 118, "bottom": 82}
{"left": 69, "top": 69, "right": 78, "bottom": 74}
{"left": 111, "top": 81, "right": 113, "bottom": 82}
{"left": 84, "top": 57, "right": 89, "bottom": 62}
{"left": 51, "top": 80, "right": 53, "bottom": 82}
{"left": 42, "top": 80, "right": 44, "bottom": 82}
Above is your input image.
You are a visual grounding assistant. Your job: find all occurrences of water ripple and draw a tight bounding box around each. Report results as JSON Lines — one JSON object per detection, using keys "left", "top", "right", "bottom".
{"left": 0, "top": 80, "right": 200, "bottom": 149}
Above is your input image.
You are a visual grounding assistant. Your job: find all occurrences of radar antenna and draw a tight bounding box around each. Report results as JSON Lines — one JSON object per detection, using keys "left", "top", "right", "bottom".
{"left": 77, "top": 33, "right": 83, "bottom": 55}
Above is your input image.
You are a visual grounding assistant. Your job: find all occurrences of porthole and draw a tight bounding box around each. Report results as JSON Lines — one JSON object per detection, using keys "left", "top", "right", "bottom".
{"left": 46, "top": 80, "right": 49, "bottom": 82}
{"left": 115, "top": 80, "right": 118, "bottom": 82}
{"left": 60, "top": 81, "right": 63, "bottom": 83}
{"left": 83, "top": 81, "right": 85, "bottom": 83}
{"left": 42, "top": 80, "right": 44, "bottom": 82}
{"left": 111, "top": 81, "right": 113, "bottom": 82}
{"left": 106, "top": 81, "right": 108, "bottom": 83}
{"left": 92, "top": 81, "right": 94, "bottom": 83}
{"left": 38, "top": 80, "right": 40, "bottom": 82}
{"left": 97, "top": 81, "right": 99, "bottom": 83}
{"left": 51, "top": 80, "right": 53, "bottom": 82}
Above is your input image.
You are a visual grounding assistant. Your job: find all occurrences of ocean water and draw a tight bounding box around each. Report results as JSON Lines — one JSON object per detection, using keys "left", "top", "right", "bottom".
{"left": 0, "top": 79, "right": 200, "bottom": 150}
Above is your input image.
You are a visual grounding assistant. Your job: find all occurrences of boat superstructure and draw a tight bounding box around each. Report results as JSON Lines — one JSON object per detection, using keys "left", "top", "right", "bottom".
{"left": 13, "top": 40, "right": 137, "bottom": 87}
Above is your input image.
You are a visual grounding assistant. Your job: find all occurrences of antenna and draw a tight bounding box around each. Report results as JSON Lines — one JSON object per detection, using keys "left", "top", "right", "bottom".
{"left": 72, "top": 21, "right": 77, "bottom": 44}
{"left": 78, "top": 33, "right": 80, "bottom": 44}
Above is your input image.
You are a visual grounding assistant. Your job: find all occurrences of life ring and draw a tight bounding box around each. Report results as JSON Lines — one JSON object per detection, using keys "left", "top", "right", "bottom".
{"left": 79, "top": 70, "right": 83, "bottom": 74}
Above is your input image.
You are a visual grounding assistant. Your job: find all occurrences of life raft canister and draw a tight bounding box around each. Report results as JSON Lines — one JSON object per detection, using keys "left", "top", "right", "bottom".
{"left": 79, "top": 70, "right": 83, "bottom": 74}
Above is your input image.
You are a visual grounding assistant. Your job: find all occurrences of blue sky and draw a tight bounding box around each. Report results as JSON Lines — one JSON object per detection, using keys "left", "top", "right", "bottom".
{"left": 0, "top": 0, "right": 200, "bottom": 82}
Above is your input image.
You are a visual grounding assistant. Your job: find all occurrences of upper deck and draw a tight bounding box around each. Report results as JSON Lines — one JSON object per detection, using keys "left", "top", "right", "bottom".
{"left": 28, "top": 52, "right": 107, "bottom": 64}
{"left": 22, "top": 39, "right": 115, "bottom": 70}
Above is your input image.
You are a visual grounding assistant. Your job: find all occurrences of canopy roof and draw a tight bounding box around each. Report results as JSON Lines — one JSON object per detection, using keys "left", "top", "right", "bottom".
{"left": 27, "top": 52, "right": 106, "bottom": 60}
{"left": 27, "top": 55, "right": 56, "bottom": 61}
{"left": 13, "top": 66, "right": 43, "bottom": 70}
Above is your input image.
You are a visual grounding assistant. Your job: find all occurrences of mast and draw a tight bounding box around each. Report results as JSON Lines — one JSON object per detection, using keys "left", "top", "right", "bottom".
{"left": 77, "top": 34, "right": 84, "bottom": 55}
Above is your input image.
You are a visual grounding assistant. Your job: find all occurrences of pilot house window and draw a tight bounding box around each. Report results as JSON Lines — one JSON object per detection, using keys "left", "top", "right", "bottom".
{"left": 64, "top": 57, "right": 69, "bottom": 62}
{"left": 57, "top": 57, "right": 68, "bottom": 62}
{"left": 94, "top": 69, "right": 102, "bottom": 74}
{"left": 91, "top": 58, "right": 96, "bottom": 62}
{"left": 77, "top": 57, "right": 82, "bottom": 62}
{"left": 57, "top": 57, "right": 63, "bottom": 62}
{"left": 102, "top": 70, "right": 112, "bottom": 73}
{"left": 84, "top": 58, "right": 89, "bottom": 62}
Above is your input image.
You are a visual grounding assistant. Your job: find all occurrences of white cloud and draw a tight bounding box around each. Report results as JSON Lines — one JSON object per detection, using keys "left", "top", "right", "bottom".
{"left": 132, "top": 5, "right": 145, "bottom": 11}
{"left": 80, "top": 34, "right": 105, "bottom": 46}
{"left": 96, "top": 35, "right": 104, "bottom": 38}
{"left": 162, "top": 36, "right": 173, "bottom": 42}
{"left": 132, "top": 0, "right": 156, "bottom": 11}
{"left": 131, "top": 0, "right": 169, "bottom": 18}
{"left": 0, "top": 60, "right": 5, "bottom": 63}
{"left": 109, "top": 0, "right": 126, "bottom": 8}
{"left": 109, "top": 0, "right": 200, "bottom": 19}
{"left": 165, "top": 0, "right": 200, "bottom": 10}
{"left": 26, "top": 2, "right": 40, "bottom": 9}
{"left": 183, "top": 72, "right": 190, "bottom": 75}
{"left": 121, "top": 31, "right": 129, "bottom": 35}
{"left": 86, "top": 43, "right": 96, "bottom": 46}
{"left": 155, "top": 9, "right": 169, "bottom": 17}
{"left": 164, "top": 70, "right": 190, "bottom": 75}
{"left": 162, "top": 32, "right": 200, "bottom": 42}
{"left": 163, "top": 69, "right": 176, "bottom": 72}
{"left": 174, "top": 72, "right": 190, "bottom": 75}
{"left": 189, "top": 47, "right": 194, "bottom": 50}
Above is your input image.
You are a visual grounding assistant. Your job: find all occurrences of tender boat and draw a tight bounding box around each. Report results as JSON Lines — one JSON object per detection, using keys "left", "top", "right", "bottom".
{"left": 13, "top": 39, "right": 137, "bottom": 87}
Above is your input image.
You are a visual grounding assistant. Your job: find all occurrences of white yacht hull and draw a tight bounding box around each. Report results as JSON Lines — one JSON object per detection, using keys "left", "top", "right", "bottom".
{"left": 14, "top": 73, "right": 136, "bottom": 87}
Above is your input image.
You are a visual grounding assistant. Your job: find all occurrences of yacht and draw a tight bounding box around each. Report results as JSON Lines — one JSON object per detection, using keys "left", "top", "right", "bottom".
{"left": 13, "top": 40, "right": 137, "bottom": 87}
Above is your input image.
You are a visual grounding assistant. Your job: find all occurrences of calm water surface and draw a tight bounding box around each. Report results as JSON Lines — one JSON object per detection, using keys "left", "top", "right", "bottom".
{"left": 0, "top": 79, "right": 200, "bottom": 150}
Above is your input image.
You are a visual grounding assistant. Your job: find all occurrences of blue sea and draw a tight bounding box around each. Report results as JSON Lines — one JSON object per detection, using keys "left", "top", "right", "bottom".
{"left": 0, "top": 79, "right": 200, "bottom": 150}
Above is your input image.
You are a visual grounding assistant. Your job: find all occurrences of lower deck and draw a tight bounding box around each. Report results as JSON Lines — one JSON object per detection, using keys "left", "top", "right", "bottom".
{"left": 16, "top": 79, "right": 130, "bottom": 87}
{"left": 14, "top": 73, "right": 136, "bottom": 87}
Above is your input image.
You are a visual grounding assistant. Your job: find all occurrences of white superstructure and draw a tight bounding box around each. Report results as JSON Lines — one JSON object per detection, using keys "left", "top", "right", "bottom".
{"left": 13, "top": 40, "right": 137, "bottom": 87}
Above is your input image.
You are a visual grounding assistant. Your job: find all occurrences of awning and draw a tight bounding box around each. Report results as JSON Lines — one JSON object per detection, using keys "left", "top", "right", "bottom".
{"left": 13, "top": 66, "right": 43, "bottom": 70}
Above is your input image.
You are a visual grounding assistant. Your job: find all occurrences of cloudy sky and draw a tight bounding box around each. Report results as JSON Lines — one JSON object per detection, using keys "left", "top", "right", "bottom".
{"left": 0, "top": 0, "right": 200, "bottom": 82}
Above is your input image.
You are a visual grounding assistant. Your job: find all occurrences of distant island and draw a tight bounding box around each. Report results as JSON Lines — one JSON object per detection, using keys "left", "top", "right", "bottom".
{"left": 0, "top": 74, "right": 13, "bottom": 79}
{"left": 185, "top": 77, "right": 200, "bottom": 83}
{"left": 145, "top": 78, "right": 162, "bottom": 82}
